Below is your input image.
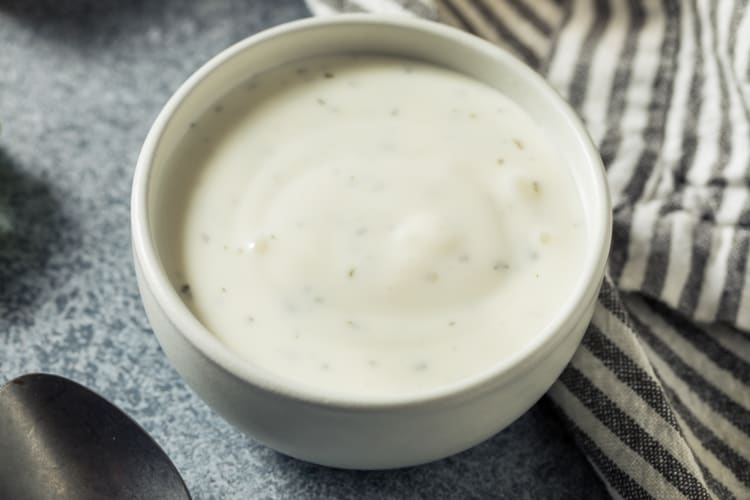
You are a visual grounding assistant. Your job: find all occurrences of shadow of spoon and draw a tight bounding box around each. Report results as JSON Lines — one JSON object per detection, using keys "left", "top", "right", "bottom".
{"left": 0, "top": 373, "right": 191, "bottom": 500}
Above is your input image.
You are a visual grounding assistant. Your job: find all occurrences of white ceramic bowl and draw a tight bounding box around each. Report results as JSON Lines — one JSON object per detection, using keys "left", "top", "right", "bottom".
{"left": 131, "top": 15, "right": 611, "bottom": 469}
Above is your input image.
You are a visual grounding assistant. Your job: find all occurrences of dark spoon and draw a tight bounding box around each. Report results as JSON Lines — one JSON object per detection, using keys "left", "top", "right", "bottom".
{"left": 0, "top": 373, "right": 191, "bottom": 500}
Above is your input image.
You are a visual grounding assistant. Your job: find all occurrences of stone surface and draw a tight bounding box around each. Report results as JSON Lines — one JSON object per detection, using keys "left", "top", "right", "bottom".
{"left": 0, "top": 1, "right": 608, "bottom": 498}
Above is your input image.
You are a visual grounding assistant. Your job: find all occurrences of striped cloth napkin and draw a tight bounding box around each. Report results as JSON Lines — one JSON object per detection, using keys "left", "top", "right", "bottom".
{"left": 307, "top": 1, "right": 750, "bottom": 498}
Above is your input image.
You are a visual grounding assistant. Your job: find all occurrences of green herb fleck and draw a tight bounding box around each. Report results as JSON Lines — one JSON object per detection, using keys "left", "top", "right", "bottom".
{"left": 513, "top": 138, "right": 524, "bottom": 150}
{"left": 348, "top": 268, "right": 356, "bottom": 278}
{"left": 493, "top": 261, "right": 510, "bottom": 272}
{"left": 179, "top": 284, "right": 192, "bottom": 299}
{"left": 324, "top": 72, "right": 334, "bottom": 79}
{"left": 532, "top": 181, "right": 541, "bottom": 193}
{"left": 496, "top": 158, "right": 505, "bottom": 166}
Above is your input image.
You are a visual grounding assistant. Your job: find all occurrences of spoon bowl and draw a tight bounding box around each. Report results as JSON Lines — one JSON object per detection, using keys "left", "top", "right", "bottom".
{"left": 0, "top": 373, "right": 191, "bottom": 500}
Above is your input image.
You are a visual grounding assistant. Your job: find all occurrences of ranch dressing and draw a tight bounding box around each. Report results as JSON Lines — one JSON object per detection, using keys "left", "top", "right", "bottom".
{"left": 166, "top": 55, "right": 587, "bottom": 398}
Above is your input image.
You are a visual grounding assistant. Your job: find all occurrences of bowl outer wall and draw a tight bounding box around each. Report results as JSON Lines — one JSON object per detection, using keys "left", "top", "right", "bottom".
{"left": 135, "top": 255, "right": 599, "bottom": 469}
{"left": 130, "top": 15, "right": 611, "bottom": 468}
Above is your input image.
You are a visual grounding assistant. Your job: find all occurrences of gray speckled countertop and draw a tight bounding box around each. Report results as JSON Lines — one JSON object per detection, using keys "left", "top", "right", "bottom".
{"left": 0, "top": 1, "right": 607, "bottom": 498}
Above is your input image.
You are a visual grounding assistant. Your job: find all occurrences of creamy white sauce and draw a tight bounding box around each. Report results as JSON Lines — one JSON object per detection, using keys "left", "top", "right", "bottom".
{"left": 164, "top": 55, "right": 587, "bottom": 398}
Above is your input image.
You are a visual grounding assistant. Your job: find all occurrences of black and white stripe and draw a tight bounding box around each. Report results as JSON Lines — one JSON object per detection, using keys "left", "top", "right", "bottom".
{"left": 307, "top": 1, "right": 750, "bottom": 497}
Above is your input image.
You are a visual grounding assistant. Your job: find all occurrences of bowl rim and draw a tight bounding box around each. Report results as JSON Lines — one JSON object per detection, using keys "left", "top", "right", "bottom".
{"left": 131, "top": 14, "right": 612, "bottom": 409}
